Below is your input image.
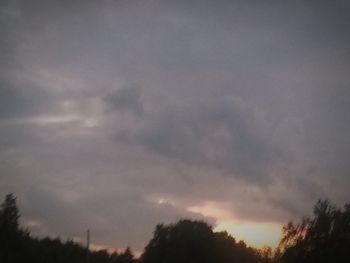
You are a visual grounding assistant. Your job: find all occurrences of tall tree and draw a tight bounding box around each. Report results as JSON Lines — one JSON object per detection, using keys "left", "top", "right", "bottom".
{"left": 278, "top": 200, "right": 350, "bottom": 263}
{"left": 0, "top": 193, "right": 20, "bottom": 233}
{"left": 0, "top": 193, "right": 21, "bottom": 262}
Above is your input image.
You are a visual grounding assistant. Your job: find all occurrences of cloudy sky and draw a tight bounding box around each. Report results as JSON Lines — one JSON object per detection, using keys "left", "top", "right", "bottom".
{"left": 1, "top": 0, "right": 350, "bottom": 253}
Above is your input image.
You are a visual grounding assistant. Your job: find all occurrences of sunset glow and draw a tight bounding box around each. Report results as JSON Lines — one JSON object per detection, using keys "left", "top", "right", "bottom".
{"left": 215, "top": 220, "right": 282, "bottom": 248}
{"left": 188, "top": 201, "right": 282, "bottom": 248}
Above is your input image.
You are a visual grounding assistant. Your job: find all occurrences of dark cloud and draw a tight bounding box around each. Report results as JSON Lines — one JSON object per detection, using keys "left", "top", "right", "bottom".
{"left": 105, "top": 85, "right": 144, "bottom": 116}
{"left": 0, "top": 84, "right": 53, "bottom": 119}
{"left": 119, "top": 97, "right": 281, "bottom": 183}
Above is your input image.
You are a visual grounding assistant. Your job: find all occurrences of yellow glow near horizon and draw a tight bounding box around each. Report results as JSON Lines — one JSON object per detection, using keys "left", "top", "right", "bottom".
{"left": 215, "top": 220, "right": 282, "bottom": 248}
{"left": 187, "top": 201, "right": 282, "bottom": 248}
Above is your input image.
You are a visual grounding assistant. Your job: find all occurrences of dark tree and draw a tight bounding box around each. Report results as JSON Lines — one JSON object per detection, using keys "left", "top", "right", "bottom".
{"left": 0, "top": 193, "right": 22, "bottom": 262}
{"left": 142, "top": 220, "right": 217, "bottom": 263}
{"left": 214, "top": 231, "right": 267, "bottom": 263}
{"left": 142, "top": 219, "right": 269, "bottom": 263}
{"left": 0, "top": 193, "right": 137, "bottom": 263}
{"left": 278, "top": 200, "right": 350, "bottom": 263}
{"left": 117, "top": 247, "right": 135, "bottom": 263}
{"left": 0, "top": 193, "right": 20, "bottom": 233}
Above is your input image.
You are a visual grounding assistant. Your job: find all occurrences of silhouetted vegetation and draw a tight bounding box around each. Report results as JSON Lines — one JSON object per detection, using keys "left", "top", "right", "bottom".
{"left": 142, "top": 220, "right": 268, "bottom": 263}
{"left": 0, "top": 194, "right": 136, "bottom": 263}
{"left": 1, "top": 193, "right": 349, "bottom": 263}
{"left": 276, "top": 199, "right": 350, "bottom": 263}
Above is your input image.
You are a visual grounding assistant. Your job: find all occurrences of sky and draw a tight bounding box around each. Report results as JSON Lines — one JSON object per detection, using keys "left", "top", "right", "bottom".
{"left": 1, "top": 0, "right": 350, "bottom": 254}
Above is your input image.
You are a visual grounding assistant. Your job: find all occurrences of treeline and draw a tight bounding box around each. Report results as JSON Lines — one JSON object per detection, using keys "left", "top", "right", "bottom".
{"left": 1, "top": 194, "right": 350, "bottom": 263}
{"left": 0, "top": 194, "right": 135, "bottom": 263}
{"left": 142, "top": 220, "right": 271, "bottom": 263}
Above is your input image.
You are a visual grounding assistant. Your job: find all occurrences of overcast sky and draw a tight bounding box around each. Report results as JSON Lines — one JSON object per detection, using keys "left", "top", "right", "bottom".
{"left": 1, "top": 0, "right": 350, "bottom": 253}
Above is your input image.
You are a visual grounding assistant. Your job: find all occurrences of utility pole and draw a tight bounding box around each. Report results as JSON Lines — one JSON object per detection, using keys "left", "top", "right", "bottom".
{"left": 86, "top": 229, "right": 90, "bottom": 263}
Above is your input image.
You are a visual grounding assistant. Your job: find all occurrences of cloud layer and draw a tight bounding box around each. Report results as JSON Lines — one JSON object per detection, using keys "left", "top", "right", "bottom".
{"left": 1, "top": 0, "right": 350, "bottom": 252}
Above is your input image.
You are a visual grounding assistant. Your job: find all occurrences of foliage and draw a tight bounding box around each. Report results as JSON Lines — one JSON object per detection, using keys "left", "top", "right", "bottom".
{"left": 277, "top": 199, "right": 350, "bottom": 263}
{"left": 0, "top": 193, "right": 20, "bottom": 233}
{"left": 142, "top": 219, "right": 270, "bottom": 263}
{"left": 0, "top": 193, "right": 136, "bottom": 263}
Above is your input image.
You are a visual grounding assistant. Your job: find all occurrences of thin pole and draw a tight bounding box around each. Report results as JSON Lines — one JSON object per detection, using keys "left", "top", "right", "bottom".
{"left": 86, "top": 229, "right": 90, "bottom": 263}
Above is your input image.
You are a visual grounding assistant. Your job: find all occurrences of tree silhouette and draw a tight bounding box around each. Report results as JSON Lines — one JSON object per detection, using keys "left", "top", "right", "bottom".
{"left": 278, "top": 199, "right": 350, "bottom": 263}
{"left": 0, "top": 193, "right": 20, "bottom": 233}
{"left": 2, "top": 193, "right": 349, "bottom": 263}
{"left": 0, "top": 193, "right": 137, "bottom": 263}
{"left": 117, "top": 247, "right": 135, "bottom": 263}
{"left": 214, "top": 231, "right": 269, "bottom": 263}
{"left": 0, "top": 193, "right": 22, "bottom": 262}
{"left": 142, "top": 219, "right": 269, "bottom": 263}
{"left": 142, "top": 220, "right": 217, "bottom": 263}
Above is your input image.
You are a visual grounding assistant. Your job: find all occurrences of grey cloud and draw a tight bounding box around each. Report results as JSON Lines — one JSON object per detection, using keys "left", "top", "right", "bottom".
{"left": 117, "top": 97, "right": 281, "bottom": 183}
{"left": 20, "top": 183, "right": 215, "bottom": 250}
{"left": 0, "top": 84, "right": 53, "bottom": 119}
{"left": 105, "top": 85, "right": 144, "bottom": 116}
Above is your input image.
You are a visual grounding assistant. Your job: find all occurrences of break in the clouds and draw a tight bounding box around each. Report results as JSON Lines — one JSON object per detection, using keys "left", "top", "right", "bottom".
{"left": 1, "top": 0, "right": 350, "bottom": 252}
